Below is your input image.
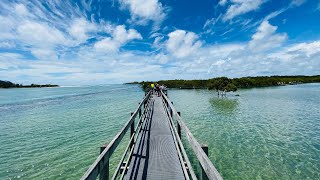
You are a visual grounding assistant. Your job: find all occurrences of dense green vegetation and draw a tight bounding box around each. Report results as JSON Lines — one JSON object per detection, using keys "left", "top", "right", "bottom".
{"left": 140, "top": 75, "right": 320, "bottom": 94}
{"left": 0, "top": 80, "right": 59, "bottom": 88}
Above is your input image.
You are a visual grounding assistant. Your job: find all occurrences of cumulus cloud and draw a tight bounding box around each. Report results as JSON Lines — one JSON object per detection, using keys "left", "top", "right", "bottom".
{"left": 0, "top": 1, "right": 142, "bottom": 60}
{"left": 287, "top": 41, "right": 320, "bottom": 57}
{"left": 223, "top": 0, "right": 264, "bottom": 21}
{"left": 119, "top": 0, "right": 166, "bottom": 25}
{"left": 17, "top": 21, "right": 68, "bottom": 47}
{"left": 166, "top": 30, "right": 202, "bottom": 58}
{"left": 0, "top": 0, "right": 319, "bottom": 85}
{"left": 94, "top": 25, "right": 142, "bottom": 52}
{"left": 249, "top": 21, "right": 287, "bottom": 52}
{"left": 218, "top": 0, "right": 228, "bottom": 6}
{"left": 69, "top": 18, "right": 97, "bottom": 43}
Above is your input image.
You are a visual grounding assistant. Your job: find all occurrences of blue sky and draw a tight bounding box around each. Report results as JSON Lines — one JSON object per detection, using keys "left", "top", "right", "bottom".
{"left": 0, "top": 0, "right": 319, "bottom": 85}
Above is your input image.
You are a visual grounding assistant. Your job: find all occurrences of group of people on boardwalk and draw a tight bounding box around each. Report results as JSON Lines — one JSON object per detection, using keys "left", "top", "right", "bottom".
{"left": 150, "top": 83, "right": 166, "bottom": 97}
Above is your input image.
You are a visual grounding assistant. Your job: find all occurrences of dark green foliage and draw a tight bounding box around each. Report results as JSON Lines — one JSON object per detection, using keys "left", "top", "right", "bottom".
{"left": 138, "top": 75, "right": 320, "bottom": 92}
{"left": 225, "top": 83, "right": 237, "bottom": 92}
{"left": 0, "top": 80, "right": 59, "bottom": 88}
{"left": 158, "top": 80, "right": 208, "bottom": 89}
{"left": 140, "top": 81, "right": 151, "bottom": 92}
{"left": 208, "top": 77, "right": 236, "bottom": 92}
{"left": 0, "top": 80, "right": 17, "bottom": 88}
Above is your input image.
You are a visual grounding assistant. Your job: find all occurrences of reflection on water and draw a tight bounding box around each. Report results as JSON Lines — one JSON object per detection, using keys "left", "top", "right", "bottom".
{"left": 209, "top": 97, "right": 239, "bottom": 114}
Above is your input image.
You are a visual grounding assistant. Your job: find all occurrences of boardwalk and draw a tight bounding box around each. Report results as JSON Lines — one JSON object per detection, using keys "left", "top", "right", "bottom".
{"left": 126, "top": 95, "right": 185, "bottom": 179}
{"left": 81, "top": 91, "right": 222, "bottom": 180}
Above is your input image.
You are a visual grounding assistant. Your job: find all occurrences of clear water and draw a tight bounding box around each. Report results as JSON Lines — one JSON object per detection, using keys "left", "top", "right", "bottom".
{"left": 169, "top": 83, "right": 320, "bottom": 179}
{"left": 0, "top": 84, "right": 319, "bottom": 179}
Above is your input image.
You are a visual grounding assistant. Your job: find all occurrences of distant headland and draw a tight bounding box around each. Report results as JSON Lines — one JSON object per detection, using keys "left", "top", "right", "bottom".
{"left": 0, "top": 80, "right": 59, "bottom": 88}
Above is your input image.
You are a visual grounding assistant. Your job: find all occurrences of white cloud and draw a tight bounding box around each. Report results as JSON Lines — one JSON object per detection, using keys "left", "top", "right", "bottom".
{"left": 94, "top": 37, "right": 119, "bottom": 52}
{"left": 166, "top": 30, "right": 202, "bottom": 58}
{"left": 290, "top": 0, "right": 306, "bottom": 7}
{"left": 154, "top": 53, "right": 169, "bottom": 64}
{"left": 0, "top": 53, "right": 24, "bottom": 61}
{"left": 31, "top": 49, "right": 57, "bottom": 60}
{"left": 113, "top": 25, "right": 142, "bottom": 44}
{"left": 223, "top": 0, "right": 264, "bottom": 21}
{"left": 0, "top": 41, "right": 15, "bottom": 48}
{"left": 1, "top": 37, "right": 320, "bottom": 85}
{"left": 69, "top": 18, "right": 97, "bottom": 43}
{"left": 203, "top": 14, "right": 222, "bottom": 29}
{"left": 15, "top": 4, "right": 28, "bottom": 15}
{"left": 287, "top": 41, "right": 320, "bottom": 57}
{"left": 17, "top": 21, "right": 68, "bottom": 47}
{"left": 119, "top": 0, "right": 166, "bottom": 24}
{"left": 0, "top": 0, "right": 319, "bottom": 85}
{"left": 0, "top": 1, "right": 143, "bottom": 59}
{"left": 94, "top": 25, "right": 142, "bottom": 52}
{"left": 218, "top": 0, "right": 228, "bottom": 6}
{"left": 249, "top": 21, "right": 287, "bottom": 52}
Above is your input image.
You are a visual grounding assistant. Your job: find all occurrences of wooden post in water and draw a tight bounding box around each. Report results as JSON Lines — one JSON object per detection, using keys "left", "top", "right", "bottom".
{"left": 100, "top": 144, "right": 109, "bottom": 180}
{"left": 177, "top": 112, "right": 182, "bottom": 138}
{"left": 200, "top": 144, "right": 209, "bottom": 180}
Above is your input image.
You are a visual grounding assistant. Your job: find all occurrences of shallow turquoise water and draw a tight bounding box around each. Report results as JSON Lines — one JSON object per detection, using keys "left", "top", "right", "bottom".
{"left": 0, "top": 85, "right": 143, "bottom": 179}
{"left": 0, "top": 84, "right": 319, "bottom": 179}
{"left": 169, "top": 83, "right": 320, "bottom": 179}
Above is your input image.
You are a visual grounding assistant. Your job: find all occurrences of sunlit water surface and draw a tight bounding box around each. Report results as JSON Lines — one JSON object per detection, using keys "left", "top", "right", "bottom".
{"left": 0, "top": 84, "right": 319, "bottom": 179}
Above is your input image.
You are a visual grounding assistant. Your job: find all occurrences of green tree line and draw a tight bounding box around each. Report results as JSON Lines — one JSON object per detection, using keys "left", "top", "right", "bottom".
{"left": 140, "top": 75, "right": 320, "bottom": 92}
{"left": 0, "top": 80, "right": 59, "bottom": 88}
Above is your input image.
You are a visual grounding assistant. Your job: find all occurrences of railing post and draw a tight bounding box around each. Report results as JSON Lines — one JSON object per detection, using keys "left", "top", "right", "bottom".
{"left": 170, "top": 102, "right": 173, "bottom": 117}
{"left": 138, "top": 103, "right": 142, "bottom": 118}
{"left": 144, "top": 97, "right": 147, "bottom": 108}
{"left": 200, "top": 144, "right": 209, "bottom": 180}
{"left": 130, "top": 112, "right": 134, "bottom": 149}
{"left": 177, "top": 112, "right": 181, "bottom": 138}
{"left": 100, "top": 144, "right": 109, "bottom": 180}
{"left": 130, "top": 112, "right": 134, "bottom": 136}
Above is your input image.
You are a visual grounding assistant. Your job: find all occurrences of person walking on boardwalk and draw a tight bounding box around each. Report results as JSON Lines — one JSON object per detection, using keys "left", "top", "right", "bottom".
{"left": 156, "top": 83, "right": 161, "bottom": 97}
{"left": 159, "top": 84, "right": 164, "bottom": 97}
{"left": 151, "top": 83, "right": 155, "bottom": 94}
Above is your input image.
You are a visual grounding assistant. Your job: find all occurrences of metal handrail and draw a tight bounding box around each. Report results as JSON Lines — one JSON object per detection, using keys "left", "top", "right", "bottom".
{"left": 161, "top": 96, "right": 197, "bottom": 180}
{"left": 112, "top": 97, "right": 154, "bottom": 179}
{"left": 81, "top": 91, "right": 151, "bottom": 180}
{"left": 161, "top": 91, "right": 223, "bottom": 180}
{"left": 82, "top": 90, "right": 223, "bottom": 180}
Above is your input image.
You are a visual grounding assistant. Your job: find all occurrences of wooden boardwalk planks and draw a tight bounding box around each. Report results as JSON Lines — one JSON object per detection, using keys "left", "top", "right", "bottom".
{"left": 125, "top": 95, "right": 185, "bottom": 180}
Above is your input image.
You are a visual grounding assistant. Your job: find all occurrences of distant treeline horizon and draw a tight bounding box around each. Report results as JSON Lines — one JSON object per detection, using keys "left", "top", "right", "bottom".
{"left": 138, "top": 75, "right": 320, "bottom": 92}
{"left": 0, "top": 80, "right": 59, "bottom": 88}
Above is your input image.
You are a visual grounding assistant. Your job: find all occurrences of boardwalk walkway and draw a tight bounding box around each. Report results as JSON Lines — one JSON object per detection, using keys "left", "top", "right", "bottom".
{"left": 126, "top": 95, "right": 185, "bottom": 179}
{"left": 81, "top": 91, "right": 222, "bottom": 180}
